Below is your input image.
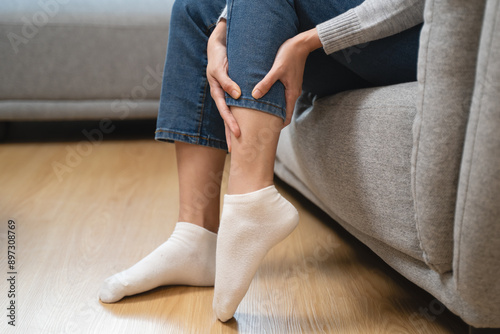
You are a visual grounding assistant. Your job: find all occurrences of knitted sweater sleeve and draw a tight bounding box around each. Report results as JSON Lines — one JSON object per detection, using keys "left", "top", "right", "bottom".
{"left": 317, "top": 0, "right": 425, "bottom": 54}
{"left": 218, "top": 0, "right": 424, "bottom": 55}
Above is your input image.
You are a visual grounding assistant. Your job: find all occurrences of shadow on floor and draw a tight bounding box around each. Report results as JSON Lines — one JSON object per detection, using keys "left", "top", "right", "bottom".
{"left": 0, "top": 119, "right": 156, "bottom": 143}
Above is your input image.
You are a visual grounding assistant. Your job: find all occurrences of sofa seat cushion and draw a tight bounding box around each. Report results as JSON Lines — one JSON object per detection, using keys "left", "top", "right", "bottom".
{"left": 0, "top": 0, "right": 173, "bottom": 100}
{"left": 275, "top": 82, "right": 426, "bottom": 262}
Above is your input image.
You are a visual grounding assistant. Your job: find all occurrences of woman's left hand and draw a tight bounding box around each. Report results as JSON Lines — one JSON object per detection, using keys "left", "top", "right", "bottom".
{"left": 252, "top": 28, "right": 322, "bottom": 128}
{"left": 207, "top": 19, "right": 242, "bottom": 152}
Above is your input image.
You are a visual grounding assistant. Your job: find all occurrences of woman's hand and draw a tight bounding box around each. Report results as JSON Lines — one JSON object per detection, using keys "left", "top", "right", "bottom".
{"left": 252, "top": 28, "right": 322, "bottom": 128}
{"left": 207, "top": 19, "right": 241, "bottom": 152}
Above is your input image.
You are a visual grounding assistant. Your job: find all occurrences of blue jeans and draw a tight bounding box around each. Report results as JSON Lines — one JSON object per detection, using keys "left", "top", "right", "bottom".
{"left": 155, "top": 0, "right": 422, "bottom": 151}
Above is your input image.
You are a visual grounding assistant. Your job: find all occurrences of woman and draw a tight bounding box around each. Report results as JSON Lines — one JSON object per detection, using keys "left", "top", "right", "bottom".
{"left": 99, "top": 0, "right": 424, "bottom": 322}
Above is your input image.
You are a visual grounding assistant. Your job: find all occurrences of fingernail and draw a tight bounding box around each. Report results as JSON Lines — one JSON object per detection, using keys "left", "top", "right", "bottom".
{"left": 231, "top": 90, "right": 240, "bottom": 99}
{"left": 252, "top": 89, "right": 262, "bottom": 99}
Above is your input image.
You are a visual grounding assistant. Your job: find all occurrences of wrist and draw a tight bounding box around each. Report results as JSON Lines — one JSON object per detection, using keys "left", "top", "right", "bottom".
{"left": 298, "top": 28, "right": 322, "bottom": 53}
{"left": 212, "top": 20, "right": 227, "bottom": 45}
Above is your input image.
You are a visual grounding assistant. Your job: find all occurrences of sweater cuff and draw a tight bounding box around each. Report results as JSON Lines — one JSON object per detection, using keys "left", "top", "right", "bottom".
{"left": 316, "top": 9, "right": 363, "bottom": 55}
{"left": 217, "top": 5, "right": 227, "bottom": 24}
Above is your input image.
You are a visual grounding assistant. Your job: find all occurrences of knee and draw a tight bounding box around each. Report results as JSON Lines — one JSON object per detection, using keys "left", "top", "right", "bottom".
{"left": 171, "top": 0, "right": 196, "bottom": 17}
{"left": 171, "top": 0, "right": 215, "bottom": 26}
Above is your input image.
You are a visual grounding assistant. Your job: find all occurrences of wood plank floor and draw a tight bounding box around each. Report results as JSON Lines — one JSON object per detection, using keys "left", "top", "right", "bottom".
{"left": 0, "top": 138, "right": 468, "bottom": 333}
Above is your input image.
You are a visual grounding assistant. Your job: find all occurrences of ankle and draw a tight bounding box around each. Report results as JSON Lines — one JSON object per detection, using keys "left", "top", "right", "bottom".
{"left": 178, "top": 214, "right": 219, "bottom": 234}
{"left": 227, "top": 174, "right": 274, "bottom": 195}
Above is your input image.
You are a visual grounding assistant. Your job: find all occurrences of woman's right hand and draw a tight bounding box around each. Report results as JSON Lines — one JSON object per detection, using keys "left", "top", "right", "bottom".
{"left": 207, "top": 19, "right": 241, "bottom": 152}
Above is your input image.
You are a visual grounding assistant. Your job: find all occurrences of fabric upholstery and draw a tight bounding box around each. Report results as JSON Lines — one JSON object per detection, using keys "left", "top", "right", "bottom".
{"left": 276, "top": 0, "right": 500, "bottom": 327}
{"left": 0, "top": 0, "right": 172, "bottom": 101}
{"left": 0, "top": 100, "right": 158, "bottom": 120}
{"left": 453, "top": 0, "right": 500, "bottom": 325}
{"left": 276, "top": 83, "right": 424, "bottom": 261}
{"left": 411, "top": 0, "right": 486, "bottom": 273}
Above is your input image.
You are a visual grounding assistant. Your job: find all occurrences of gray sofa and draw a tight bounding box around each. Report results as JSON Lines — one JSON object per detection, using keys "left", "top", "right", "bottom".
{"left": 275, "top": 0, "right": 500, "bottom": 329}
{"left": 0, "top": 0, "right": 173, "bottom": 121}
{"left": 1, "top": 0, "right": 498, "bottom": 330}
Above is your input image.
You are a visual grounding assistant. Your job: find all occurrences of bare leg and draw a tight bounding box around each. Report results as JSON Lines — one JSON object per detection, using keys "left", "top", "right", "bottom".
{"left": 176, "top": 141, "right": 227, "bottom": 233}
{"left": 227, "top": 107, "right": 282, "bottom": 194}
{"left": 214, "top": 107, "right": 299, "bottom": 321}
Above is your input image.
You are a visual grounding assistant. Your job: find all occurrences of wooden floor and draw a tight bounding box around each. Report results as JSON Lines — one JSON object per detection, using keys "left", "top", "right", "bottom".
{"left": 0, "top": 137, "right": 468, "bottom": 333}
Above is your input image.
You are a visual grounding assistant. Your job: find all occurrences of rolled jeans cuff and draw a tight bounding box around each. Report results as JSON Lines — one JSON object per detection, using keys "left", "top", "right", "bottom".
{"left": 225, "top": 94, "right": 286, "bottom": 121}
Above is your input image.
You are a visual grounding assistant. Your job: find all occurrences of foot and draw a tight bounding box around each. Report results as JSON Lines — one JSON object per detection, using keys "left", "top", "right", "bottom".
{"left": 99, "top": 222, "right": 217, "bottom": 303}
{"left": 213, "top": 185, "right": 299, "bottom": 321}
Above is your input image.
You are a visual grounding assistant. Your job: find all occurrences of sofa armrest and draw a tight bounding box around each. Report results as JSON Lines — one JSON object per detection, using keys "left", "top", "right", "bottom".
{"left": 453, "top": 0, "right": 500, "bottom": 326}
{"left": 412, "top": 0, "right": 485, "bottom": 274}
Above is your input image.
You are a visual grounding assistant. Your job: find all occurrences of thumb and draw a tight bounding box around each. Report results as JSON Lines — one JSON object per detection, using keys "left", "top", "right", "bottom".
{"left": 252, "top": 69, "right": 279, "bottom": 100}
{"left": 217, "top": 72, "right": 241, "bottom": 100}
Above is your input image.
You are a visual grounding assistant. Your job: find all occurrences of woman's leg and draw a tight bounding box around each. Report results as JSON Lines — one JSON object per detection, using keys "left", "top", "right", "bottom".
{"left": 226, "top": 107, "right": 282, "bottom": 195}
{"left": 212, "top": 0, "right": 303, "bottom": 321}
{"left": 176, "top": 141, "right": 226, "bottom": 234}
{"left": 295, "top": 0, "right": 421, "bottom": 91}
{"left": 99, "top": 0, "right": 227, "bottom": 303}
{"left": 158, "top": 0, "right": 229, "bottom": 233}
{"left": 214, "top": 106, "right": 299, "bottom": 321}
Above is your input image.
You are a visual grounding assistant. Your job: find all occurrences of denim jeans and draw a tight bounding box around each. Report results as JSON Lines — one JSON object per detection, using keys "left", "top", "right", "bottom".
{"left": 155, "top": 0, "right": 422, "bottom": 151}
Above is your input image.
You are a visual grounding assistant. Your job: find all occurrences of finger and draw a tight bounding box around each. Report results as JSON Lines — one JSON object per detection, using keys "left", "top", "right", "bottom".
{"left": 224, "top": 122, "right": 232, "bottom": 153}
{"left": 216, "top": 72, "right": 241, "bottom": 99}
{"left": 209, "top": 79, "right": 241, "bottom": 137}
{"left": 223, "top": 109, "right": 241, "bottom": 138}
{"left": 208, "top": 63, "right": 241, "bottom": 99}
{"left": 252, "top": 68, "right": 280, "bottom": 100}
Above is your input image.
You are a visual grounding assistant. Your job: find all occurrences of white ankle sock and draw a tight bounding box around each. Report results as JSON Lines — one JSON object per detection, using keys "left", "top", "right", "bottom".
{"left": 99, "top": 222, "right": 217, "bottom": 303}
{"left": 213, "top": 185, "right": 299, "bottom": 321}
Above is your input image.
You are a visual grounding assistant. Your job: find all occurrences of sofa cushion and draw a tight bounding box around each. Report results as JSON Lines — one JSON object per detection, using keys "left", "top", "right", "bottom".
{"left": 411, "top": 0, "right": 486, "bottom": 273}
{"left": 276, "top": 82, "right": 424, "bottom": 262}
{"left": 0, "top": 0, "right": 173, "bottom": 100}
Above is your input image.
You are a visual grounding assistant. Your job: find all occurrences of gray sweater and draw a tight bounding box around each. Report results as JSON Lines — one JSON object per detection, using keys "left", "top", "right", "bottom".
{"left": 219, "top": 0, "right": 424, "bottom": 55}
